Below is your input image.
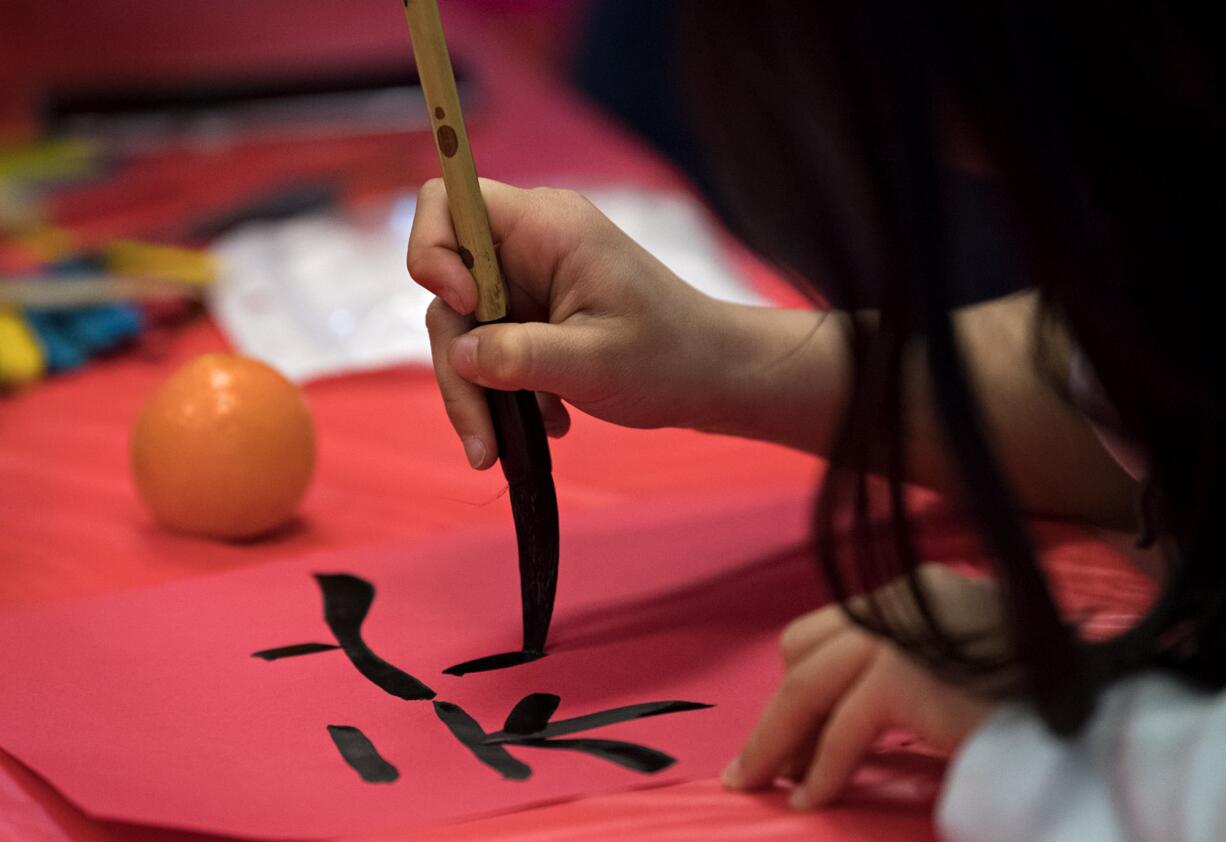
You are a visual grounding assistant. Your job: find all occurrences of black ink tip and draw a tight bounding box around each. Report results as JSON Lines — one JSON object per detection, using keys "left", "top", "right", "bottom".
{"left": 503, "top": 693, "right": 561, "bottom": 735}
{"left": 443, "top": 649, "right": 546, "bottom": 676}
{"left": 251, "top": 642, "right": 341, "bottom": 661}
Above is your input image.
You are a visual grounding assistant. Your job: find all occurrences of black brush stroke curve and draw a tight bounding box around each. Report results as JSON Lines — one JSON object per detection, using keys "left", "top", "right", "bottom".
{"left": 315, "top": 573, "right": 436, "bottom": 700}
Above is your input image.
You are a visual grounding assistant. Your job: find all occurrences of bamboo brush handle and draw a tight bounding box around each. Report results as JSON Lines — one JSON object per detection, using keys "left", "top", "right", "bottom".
{"left": 402, "top": 0, "right": 507, "bottom": 323}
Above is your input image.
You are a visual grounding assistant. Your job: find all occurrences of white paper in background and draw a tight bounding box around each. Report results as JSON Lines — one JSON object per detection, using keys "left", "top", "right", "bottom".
{"left": 209, "top": 188, "right": 765, "bottom": 382}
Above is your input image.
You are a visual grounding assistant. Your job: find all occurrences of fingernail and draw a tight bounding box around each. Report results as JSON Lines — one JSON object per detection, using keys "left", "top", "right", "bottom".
{"left": 788, "top": 787, "right": 814, "bottom": 811}
{"left": 462, "top": 436, "right": 486, "bottom": 469}
{"left": 440, "top": 289, "right": 464, "bottom": 313}
{"left": 452, "top": 334, "right": 478, "bottom": 377}
{"left": 721, "top": 757, "right": 743, "bottom": 789}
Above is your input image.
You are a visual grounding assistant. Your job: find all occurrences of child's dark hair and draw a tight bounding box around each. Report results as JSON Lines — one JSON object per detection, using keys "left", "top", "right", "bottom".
{"left": 677, "top": 1, "right": 1226, "bottom": 734}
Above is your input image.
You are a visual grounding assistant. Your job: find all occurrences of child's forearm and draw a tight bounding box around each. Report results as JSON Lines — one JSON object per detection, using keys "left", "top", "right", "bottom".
{"left": 701, "top": 292, "right": 1137, "bottom": 528}
{"left": 696, "top": 302, "right": 850, "bottom": 458}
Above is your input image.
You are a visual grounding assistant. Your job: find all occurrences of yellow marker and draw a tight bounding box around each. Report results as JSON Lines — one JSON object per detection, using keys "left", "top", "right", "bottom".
{"left": 104, "top": 240, "right": 217, "bottom": 286}
{"left": 10, "top": 225, "right": 78, "bottom": 265}
{"left": 0, "top": 139, "right": 98, "bottom": 183}
{"left": 0, "top": 307, "right": 45, "bottom": 387}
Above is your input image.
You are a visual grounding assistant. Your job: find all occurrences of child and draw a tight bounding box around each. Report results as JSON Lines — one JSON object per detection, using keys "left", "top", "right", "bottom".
{"left": 407, "top": 4, "right": 1225, "bottom": 838}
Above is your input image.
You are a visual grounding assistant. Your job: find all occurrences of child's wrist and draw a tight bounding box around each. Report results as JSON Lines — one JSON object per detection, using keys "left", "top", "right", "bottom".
{"left": 694, "top": 303, "right": 847, "bottom": 453}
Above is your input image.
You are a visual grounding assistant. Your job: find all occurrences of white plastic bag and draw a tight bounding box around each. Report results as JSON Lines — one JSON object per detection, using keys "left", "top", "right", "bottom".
{"left": 210, "top": 188, "right": 764, "bottom": 382}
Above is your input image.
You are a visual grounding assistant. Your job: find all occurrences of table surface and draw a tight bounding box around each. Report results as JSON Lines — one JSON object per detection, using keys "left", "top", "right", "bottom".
{"left": 0, "top": 7, "right": 1152, "bottom": 840}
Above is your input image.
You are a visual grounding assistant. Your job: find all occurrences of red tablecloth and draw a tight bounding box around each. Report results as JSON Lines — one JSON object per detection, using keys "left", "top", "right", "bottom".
{"left": 0, "top": 6, "right": 1151, "bottom": 839}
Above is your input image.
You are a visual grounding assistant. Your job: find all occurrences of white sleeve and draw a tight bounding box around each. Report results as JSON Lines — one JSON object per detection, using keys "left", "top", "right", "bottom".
{"left": 937, "top": 673, "right": 1226, "bottom": 842}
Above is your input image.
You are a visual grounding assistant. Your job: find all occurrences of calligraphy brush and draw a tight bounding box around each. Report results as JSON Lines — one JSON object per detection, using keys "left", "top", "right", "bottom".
{"left": 402, "top": 0, "right": 559, "bottom": 674}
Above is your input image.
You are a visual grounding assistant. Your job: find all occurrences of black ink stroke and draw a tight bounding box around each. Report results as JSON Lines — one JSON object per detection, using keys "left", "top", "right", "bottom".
{"left": 327, "top": 725, "right": 400, "bottom": 783}
{"left": 484, "top": 700, "right": 713, "bottom": 743}
{"left": 502, "top": 692, "right": 560, "bottom": 735}
{"left": 489, "top": 696, "right": 688, "bottom": 773}
{"left": 251, "top": 642, "right": 341, "bottom": 661}
{"left": 442, "top": 649, "right": 544, "bottom": 676}
{"left": 434, "top": 694, "right": 713, "bottom": 780}
{"left": 433, "top": 701, "right": 531, "bottom": 780}
{"left": 511, "top": 737, "right": 677, "bottom": 773}
{"left": 315, "top": 573, "right": 436, "bottom": 700}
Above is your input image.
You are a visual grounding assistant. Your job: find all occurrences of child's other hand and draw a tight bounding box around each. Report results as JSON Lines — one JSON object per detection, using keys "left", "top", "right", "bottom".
{"left": 408, "top": 179, "right": 731, "bottom": 469}
{"left": 723, "top": 564, "right": 1000, "bottom": 810}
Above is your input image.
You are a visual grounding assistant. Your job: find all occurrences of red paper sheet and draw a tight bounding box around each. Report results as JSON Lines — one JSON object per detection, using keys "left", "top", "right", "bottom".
{"left": 0, "top": 491, "right": 839, "bottom": 839}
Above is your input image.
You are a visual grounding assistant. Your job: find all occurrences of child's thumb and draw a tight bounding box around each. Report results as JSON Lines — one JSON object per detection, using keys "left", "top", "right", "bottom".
{"left": 448, "top": 321, "right": 592, "bottom": 398}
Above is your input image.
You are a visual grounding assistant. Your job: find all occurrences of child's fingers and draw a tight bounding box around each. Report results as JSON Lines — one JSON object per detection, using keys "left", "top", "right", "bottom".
{"left": 408, "top": 179, "right": 477, "bottom": 315}
{"left": 724, "top": 629, "right": 875, "bottom": 792}
{"left": 537, "top": 393, "right": 571, "bottom": 438}
{"left": 778, "top": 720, "right": 825, "bottom": 783}
{"left": 426, "top": 298, "right": 497, "bottom": 469}
{"left": 779, "top": 603, "right": 851, "bottom": 667}
{"left": 790, "top": 648, "right": 996, "bottom": 810}
{"left": 426, "top": 298, "right": 573, "bottom": 466}
{"left": 408, "top": 178, "right": 573, "bottom": 323}
{"left": 790, "top": 662, "right": 890, "bottom": 810}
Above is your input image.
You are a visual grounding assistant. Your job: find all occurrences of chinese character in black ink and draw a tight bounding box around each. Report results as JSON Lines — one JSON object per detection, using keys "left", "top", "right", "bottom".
{"left": 252, "top": 573, "right": 713, "bottom": 784}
